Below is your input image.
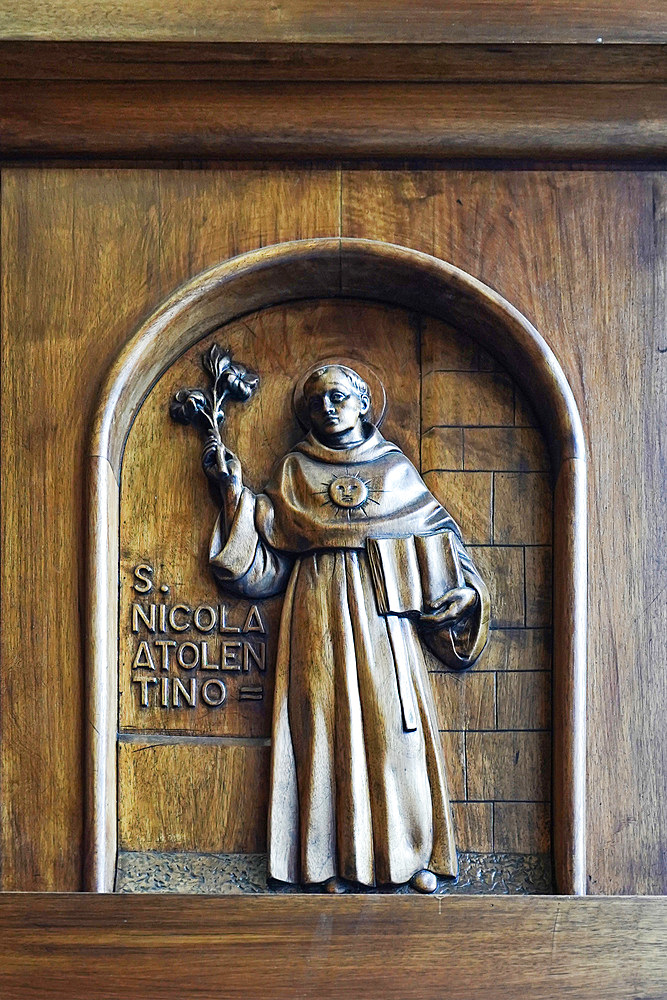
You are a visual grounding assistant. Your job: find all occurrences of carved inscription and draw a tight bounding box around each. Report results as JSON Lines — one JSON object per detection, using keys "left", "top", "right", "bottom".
{"left": 129, "top": 564, "right": 267, "bottom": 711}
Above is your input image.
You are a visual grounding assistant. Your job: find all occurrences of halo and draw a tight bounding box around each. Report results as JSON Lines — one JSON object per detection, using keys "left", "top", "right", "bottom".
{"left": 293, "top": 357, "right": 387, "bottom": 430}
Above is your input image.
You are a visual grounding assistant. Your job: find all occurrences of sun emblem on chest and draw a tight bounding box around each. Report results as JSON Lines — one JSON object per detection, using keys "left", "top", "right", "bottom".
{"left": 314, "top": 471, "right": 384, "bottom": 519}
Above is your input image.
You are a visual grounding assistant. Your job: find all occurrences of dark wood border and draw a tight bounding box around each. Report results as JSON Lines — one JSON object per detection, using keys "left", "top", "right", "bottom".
{"left": 1, "top": 80, "right": 665, "bottom": 162}
{"left": 1, "top": 41, "right": 666, "bottom": 83}
{"left": 85, "top": 237, "right": 587, "bottom": 894}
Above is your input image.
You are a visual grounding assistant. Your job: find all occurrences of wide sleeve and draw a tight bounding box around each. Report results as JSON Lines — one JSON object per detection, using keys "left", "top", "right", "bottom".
{"left": 209, "top": 486, "right": 294, "bottom": 599}
{"left": 419, "top": 535, "right": 490, "bottom": 670}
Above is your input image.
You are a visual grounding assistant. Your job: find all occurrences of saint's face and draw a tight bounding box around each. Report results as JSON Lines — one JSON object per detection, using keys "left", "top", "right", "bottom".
{"left": 305, "top": 371, "right": 368, "bottom": 446}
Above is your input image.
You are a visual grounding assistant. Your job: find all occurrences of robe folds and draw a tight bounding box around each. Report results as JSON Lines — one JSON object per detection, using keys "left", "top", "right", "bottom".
{"left": 210, "top": 426, "right": 489, "bottom": 886}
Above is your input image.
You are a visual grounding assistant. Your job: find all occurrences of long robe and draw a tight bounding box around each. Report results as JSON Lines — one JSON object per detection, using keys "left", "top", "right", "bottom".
{"left": 210, "top": 426, "right": 489, "bottom": 886}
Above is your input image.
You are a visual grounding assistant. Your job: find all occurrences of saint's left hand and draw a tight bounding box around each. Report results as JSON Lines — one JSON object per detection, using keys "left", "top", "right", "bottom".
{"left": 420, "top": 587, "right": 477, "bottom": 628}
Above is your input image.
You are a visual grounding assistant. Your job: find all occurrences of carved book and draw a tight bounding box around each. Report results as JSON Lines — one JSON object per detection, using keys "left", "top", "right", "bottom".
{"left": 367, "top": 530, "right": 465, "bottom": 616}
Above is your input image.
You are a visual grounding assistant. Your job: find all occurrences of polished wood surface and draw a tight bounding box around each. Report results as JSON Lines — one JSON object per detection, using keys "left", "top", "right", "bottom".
{"left": 0, "top": 170, "right": 168, "bottom": 892}
{"left": 85, "top": 456, "right": 119, "bottom": 894}
{"left": 1, "top": 1, "right": 665, "bottom": 44}
{"left": 0, "top": 20, "right": 664, "bottom": 1000}
{"left": 0, "top": 894, "right": 665, "bottom": 1000}
{"left": 118, "top": 741, "right": 271, "bottom": 853}
{"left": 2, "top": 169, "right": 665, "bottom": 896}
{"left": 118, "top": 301, "right": 420, "bottom": 736}
{"left": 1, "top": 41, "right": 666, "bottom": 83}
{"left": 0, "top": 168, "right": 340, "bottom": 890}
{"left": 85, "top": 237, "right": 584, "bottom": 892}
{"left": 1, "top": 81, "right": 665, "bottom": 160}
{"left": 342, "top": 169, "right": 664, "bottom": 894}
{"left": 116, "top": 301, "right": 551, "bottom": 865}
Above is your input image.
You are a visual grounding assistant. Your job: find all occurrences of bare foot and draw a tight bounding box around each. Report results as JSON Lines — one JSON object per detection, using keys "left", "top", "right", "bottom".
{"left": 410, "top": 869, "right": 438, "bottom": 894}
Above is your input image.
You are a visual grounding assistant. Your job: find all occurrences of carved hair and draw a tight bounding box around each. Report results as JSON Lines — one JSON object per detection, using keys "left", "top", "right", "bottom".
{"left": 303, "top": 364, "right": 371, "bottom": 410}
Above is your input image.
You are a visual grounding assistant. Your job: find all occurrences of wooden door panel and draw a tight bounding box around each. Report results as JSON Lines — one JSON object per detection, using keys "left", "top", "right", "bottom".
{"left": 1, "top": 166, "right": 665, "bottom": 895}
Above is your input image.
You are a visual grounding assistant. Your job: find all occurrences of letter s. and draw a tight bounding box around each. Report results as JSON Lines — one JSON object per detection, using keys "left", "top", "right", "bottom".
{"left": 133, "top": 564, "right": 154, "bottom": 593}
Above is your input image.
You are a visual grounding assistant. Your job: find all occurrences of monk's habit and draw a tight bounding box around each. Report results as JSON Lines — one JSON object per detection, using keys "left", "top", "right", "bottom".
{"left": 210, "top": 426, "right": 489, "bottom": 886}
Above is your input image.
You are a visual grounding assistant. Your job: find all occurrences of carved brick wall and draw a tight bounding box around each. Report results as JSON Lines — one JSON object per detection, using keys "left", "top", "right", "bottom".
{"left": 421, "top": 317, "right": 552, "bottom": 858}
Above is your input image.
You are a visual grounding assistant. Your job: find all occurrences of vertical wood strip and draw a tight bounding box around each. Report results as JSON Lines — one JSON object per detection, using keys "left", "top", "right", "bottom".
{"left": 84, "top": 457, "right": 119, "bottom": 892}
{"left": 553, "top": 457, "right": 587, "bottom": 895}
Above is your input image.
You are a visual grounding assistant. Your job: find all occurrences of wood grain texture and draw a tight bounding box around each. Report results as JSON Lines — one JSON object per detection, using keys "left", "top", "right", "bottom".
{"left": 481, "top": 628, "right": 551, "bottom": 672}
{"left": 117, "top": 741, "right": 271, "bottom": 853}
{"left": 470, "top": 547, "right": 525, "bottom": 627}
{"left": 493, "top": 473, "right": 552, "bottom": 545}
{"left": 451, "top": 802, "right": 493, "bottom": 851}
{"left": 86, "top": 236, "right": 584, "bottom": 890}
{"left": 5, "top": 166, "right": 659, "bottom": 895}
{"left": 1, "top": 168, "right": 340, "bottom": 890}
{"left": 494, "top": 802, "right": 551, "bottom": 853}
{"left": 1, "top": 1, "right": 665, "bottom": 43}
{"left": 115, "top": 300, "right": 421, "bottom": 864}
{"left": 3, "top": 41, "right": 667, "bottom": 83}
{"left": 342, "top": 169, "right": 663, "bottom": 894}
{"left": 463, "top": 428, "right": 549, "bottom": 472}
{"left": 467, "top": 731, "right": 551, "bottom": 801}
{"left": 423, "top": 470, "right": 493, "bottom": 544}
{"left": 0, "top": 169, "right": 162, "bottom": 891}
{"left": 1, "top": 894, "right": 665, "bottom": 1000}
{"left": 117, "top": 296, "right": 551, "bottom": 861}
{"left": 440, "top": 731, "right": 466, "bottom": 800}
{"left": 419, "top": 310, "right": 553, "bottom": 859}
{"left": 1, "top": 82, "right": 666, "bottom": 160}
{"left": 422, "top": 371, "right": 515, "bottom": 427}
{"left": 118, "top": 300, "right": 420, "bottom": 737}
{"left": 526, "top": 545, "right": 554, "bottom": 627}
{"left": 422, "top": 427, "right": 464, "bottom": 471}
{"left": 552, "top": 464, "right": 586, "bottom": 895}
{"left": 497, "top": 671, "right": 552, "bottom": 730}
{"left": 430, "top": 672, "right": 495, "bottom": 731}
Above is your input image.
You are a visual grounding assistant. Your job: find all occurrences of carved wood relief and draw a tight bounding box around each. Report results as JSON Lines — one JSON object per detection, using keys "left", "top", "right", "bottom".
{"left": 86, "top": 238, "right": 586, "bottom": 895}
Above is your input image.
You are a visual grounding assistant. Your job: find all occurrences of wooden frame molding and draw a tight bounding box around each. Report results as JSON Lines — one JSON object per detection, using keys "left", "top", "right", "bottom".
{"left": 1, "top": 41, "right": 666, "bottom": 83}
{"left": 3, "top": 894, "right": 666, "bottom": 1000}
{"left": 1, "top": 81, "right": 665, "bottom": 161}
{"left": 85, "top": 237, "right": 587, "bottom": 894}
{"left": 2, "top": 1, "right": 665, "bottom": 45}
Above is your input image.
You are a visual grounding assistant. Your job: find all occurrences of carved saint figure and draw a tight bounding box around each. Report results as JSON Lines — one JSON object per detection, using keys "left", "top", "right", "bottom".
{"left": 205, "top": 362, "right": 489, "bottom": 893}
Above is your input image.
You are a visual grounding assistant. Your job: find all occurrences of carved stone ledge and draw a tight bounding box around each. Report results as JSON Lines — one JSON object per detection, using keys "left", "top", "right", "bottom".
{"left": 116, "top": 851, "right": 553, "bottom": 895}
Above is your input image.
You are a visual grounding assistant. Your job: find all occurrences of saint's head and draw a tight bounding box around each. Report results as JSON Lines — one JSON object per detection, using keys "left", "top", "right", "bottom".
{"left": 303, "top": 364, "right": 371, "bottom": 448}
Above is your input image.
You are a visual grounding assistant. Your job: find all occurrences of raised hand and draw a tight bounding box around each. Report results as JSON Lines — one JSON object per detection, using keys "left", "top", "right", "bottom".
{"left": 201, "top": 434, "right": 238, "bottom": 478}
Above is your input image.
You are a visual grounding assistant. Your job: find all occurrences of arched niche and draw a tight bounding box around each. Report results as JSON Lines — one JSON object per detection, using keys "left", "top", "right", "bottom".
{"left": 85, "top": 238, "right": 586, "bottom": 895}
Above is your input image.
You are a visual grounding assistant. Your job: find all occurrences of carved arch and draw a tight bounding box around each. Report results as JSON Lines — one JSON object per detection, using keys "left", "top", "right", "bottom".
{"left": 86, "top": 238, "right": 586, "bottom": 894}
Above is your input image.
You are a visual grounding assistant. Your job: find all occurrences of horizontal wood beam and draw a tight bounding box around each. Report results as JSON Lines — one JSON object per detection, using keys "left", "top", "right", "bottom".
{"left": 1, "top": 894, "right": 666, "bottom": 999}
{"left": 1, "top": 81, "right": 665, "bottom": 161}
{"left": 1, "top": 1, "right": 666, "bottom": 45}
{"left": 0, "top": 41, "right": 666, "bottom": 83}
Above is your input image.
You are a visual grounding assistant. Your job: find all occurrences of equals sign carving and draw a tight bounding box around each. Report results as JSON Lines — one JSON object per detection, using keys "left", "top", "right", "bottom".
{"left": 239, "top": 685, "right": 263, "bottom": 701}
